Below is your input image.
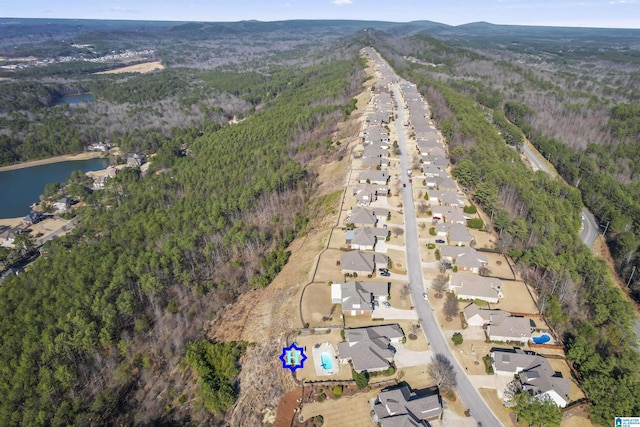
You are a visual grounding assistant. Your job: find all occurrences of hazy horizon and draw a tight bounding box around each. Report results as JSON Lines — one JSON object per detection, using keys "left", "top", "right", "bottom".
{"left": 2, "top": 0, "right": 639, "bottom": 29}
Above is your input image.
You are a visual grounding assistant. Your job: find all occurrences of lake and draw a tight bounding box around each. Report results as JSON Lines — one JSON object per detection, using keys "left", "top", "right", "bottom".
{"left": 0, "top": 158, "right": 110, "bottom": 218}
{"left": 54, "top": 93, "right": 96, "bottom": 105}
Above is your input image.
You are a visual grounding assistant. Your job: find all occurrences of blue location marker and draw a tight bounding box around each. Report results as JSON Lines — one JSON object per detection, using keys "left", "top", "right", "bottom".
{"left": 279, "top": 343, "right": 307, "bottom": 372}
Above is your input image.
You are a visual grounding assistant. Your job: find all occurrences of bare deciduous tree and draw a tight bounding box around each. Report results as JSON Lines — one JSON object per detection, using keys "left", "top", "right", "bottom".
{"left": 443, "top": 292, "right": 459, "bottom": 320}
{"left": 392, "top": 227, "right": 404, "bottom": 238}
{"left": 431, "top": 274, "right": 449, "bottom": 298}
{"left": 428, "top": 353, "right": 457, "bottom": 394}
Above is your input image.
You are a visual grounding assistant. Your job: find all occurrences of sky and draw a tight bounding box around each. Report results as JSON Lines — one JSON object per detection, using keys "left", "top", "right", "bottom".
{"left": 1, "top": 0, "right": 639, "bottom": 29}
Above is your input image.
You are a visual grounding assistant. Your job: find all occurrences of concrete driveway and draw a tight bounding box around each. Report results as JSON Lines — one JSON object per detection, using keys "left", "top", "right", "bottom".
{"left": 372, "top": 306, "right": 418, "bottom": 320}
{"left": 392, "top": 343, "right": 431, "bottom": 368}
{"left": 468, "top": 374, "right": 512, "bottom": 399}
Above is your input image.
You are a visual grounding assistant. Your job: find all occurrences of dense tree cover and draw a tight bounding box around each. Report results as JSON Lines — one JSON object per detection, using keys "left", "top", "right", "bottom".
{"left": 388, "top": 64, "right": 640, "bottom": 423}
{"left": 0, "top": 58, "right": 363, "bottom": 425}
{"left": 185, "top": 340, "right": 246, "bottom": 414}
{"left": 511, "top": 393, "right": 562, "bottom": 427}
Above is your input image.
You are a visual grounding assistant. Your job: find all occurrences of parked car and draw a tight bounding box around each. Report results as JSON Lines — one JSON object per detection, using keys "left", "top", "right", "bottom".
{"left": 383, "top": 301, "right": 391, "bottom": 308}
{"left": 423, "top": 292, "right": 429, "bottom": 300}
{"left": 403, "top": 183, "right": 406, "bottom": 188}
{"left": 435, "top": 239, "right": 445, "bottom": 244}
{"left": 380, "top": 271, "right": 391, "bottom": 277}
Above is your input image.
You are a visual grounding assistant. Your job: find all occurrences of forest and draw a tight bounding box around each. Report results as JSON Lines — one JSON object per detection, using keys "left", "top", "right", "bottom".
{"left": 0, "top": 39, "right": 364, "bottom": 424}
{"left": 368, "top": 35, "right": 640, "bottom": 424}
{"left": 2, "top": 18, "right": 640, "bottom": 426}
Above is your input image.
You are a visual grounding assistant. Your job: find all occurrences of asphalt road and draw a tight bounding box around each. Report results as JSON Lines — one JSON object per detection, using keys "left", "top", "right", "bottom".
{"left": 521, "top": 128, "right": 640, "bottom": 350}
{"left": 392, "top": 82, "right": 503, "bottom": 427}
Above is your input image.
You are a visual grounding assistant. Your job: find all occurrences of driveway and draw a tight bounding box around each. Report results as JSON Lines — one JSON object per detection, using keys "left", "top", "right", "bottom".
{"left": 372, "top": 306, "right": 418, "bottom": 320}
{"left": 392, "top": 342, "right": 431, "bottom": 368}
{"left": 468, "top": 375, "right": 512, "bottom": 399}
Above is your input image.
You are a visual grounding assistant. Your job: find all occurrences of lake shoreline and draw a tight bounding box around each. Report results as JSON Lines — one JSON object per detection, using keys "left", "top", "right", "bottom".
{"left": 0, "top": 152, "right": 107, "bottom": 173}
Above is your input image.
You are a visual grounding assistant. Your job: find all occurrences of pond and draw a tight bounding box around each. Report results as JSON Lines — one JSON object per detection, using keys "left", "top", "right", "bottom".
{"left": 54, "top": 93, "right": 96, "bottom": 105}
{"left": 0, "top": 158, "right": 110, "bottom": 218}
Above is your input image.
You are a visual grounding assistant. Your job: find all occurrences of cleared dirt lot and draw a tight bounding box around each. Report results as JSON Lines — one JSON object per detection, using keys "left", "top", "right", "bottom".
{"left": 95, "top": 60, "right": 164, "bottom": 74}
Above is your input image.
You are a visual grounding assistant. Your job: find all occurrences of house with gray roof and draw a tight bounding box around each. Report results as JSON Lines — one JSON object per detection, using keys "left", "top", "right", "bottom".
{"left": 491, "top": 349, "right": 571, "bottom": 408}
{"left": 422, "top": 164, "right": 444, "bottom": 178}
{"left": 0, "top": 226, "right": 25, "bottom": 248}
{"left": 358, "top": 170, "right": 389, "bottom": 185}
{"left": 346, "top": 227, "right": 389, "bottom": 251}
{"left": 331, "top": 281, "right": 389, "bottom": 316}
{"left": 338, "top": 324, "right": 403, "bottom": 372}
{"left": 431, "top": 206, "right": 468, "bottom": 225}
{"left": 53, "top": 197, "right": 71, "bottom": 213}
{"left": 440, "top": 247, "right": 488, "bottom": 273}
{"left": 463, "top": 302, "right": 511, "bottom": 327}
{"left": 22, "top": 211, "right": 44, "bottom": 226}
{"left": 448, "top": 223, "right": 474, "bottom": 246}
{"left": 340, "top": 251, "right": 389, "bottom": 276}
{"left": 126, "top": 152, "right": 145, "bottom": 167}
{"left": 449, "top": 273, "right": 503, "bottom": 303}
{"left": 349, "top": 207, "right": 378, "bottom": 227}
{"left": 372, "top": 384, "right": 442, "bottom": 425}
{"left": 488, "top": 316, "right": 533, "bottom": 344}
{"left": 353, "top": 184, "right": 388, "bottom": 206}
{"left": 422, "top": 154, "right": 449, "bottom": 168}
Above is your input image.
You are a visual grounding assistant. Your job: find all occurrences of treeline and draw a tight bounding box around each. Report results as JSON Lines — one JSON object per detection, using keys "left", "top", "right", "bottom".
{"left": 392, "top": 61, "right": 639, "bottom": 423}
{"left": 505, "top": 100, "right": 640, "bottom": 299}
{"left": 0, "top": 58, "right": 363, "bottom": 425}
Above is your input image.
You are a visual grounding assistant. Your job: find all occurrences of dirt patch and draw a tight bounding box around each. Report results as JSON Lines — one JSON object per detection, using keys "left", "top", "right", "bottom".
{"left": 275, "top": 388, "right": 303, "bottom": 427}
{"left": 95, "top": 61, "right": 164, "bottom": 74}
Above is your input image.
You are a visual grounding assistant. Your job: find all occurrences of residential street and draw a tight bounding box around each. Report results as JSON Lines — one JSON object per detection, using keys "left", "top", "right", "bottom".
{"left": 391, "top": 82, "right": 504, "bottom": 427}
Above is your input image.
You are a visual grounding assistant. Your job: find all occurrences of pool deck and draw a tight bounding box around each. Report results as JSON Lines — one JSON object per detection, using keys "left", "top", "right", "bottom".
{"left": 311, "top": 342, "right": 340, "bottom": 376}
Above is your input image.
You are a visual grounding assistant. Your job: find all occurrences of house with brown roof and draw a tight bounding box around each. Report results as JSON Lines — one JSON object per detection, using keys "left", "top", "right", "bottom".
{"left": 372, "top": 384, "right": 442, "bottom": 426}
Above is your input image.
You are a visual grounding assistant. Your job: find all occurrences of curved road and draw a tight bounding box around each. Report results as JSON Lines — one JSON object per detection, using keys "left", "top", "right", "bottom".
{"left": 392, "top": 83, "right": 503, "bottom": 427}
{"left": 521, "top": 141, "right": 599, "bottom": 248}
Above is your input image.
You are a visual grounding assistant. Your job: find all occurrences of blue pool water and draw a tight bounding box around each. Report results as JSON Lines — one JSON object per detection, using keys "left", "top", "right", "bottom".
{"left": 532, "top": 334, "right": 551, "bottom": 344}
{"left": 320, "top": 352, "right": 333, "bottom": 370}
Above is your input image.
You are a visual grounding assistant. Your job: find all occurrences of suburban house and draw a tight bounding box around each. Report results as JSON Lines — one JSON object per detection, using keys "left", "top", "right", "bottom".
{"left": 422, "top": 154, "right": 449, "bottom": 168}
{"left": 448, "top": 223, "right": 474, "bottom": 246}
{"left": 90, "top": 167, "right": 118, "bottom": 189}
{"left": 428, "top": 190, "right": 463, "bottom": 207}
{"left": 491, "top": 349, "right": 571, "bottom": 408}
{"left": 361, "top": 146, "right": 387, "bottom": 161}
{"left": 417, "top": 140, "right": 444, "bottom": 155}
{"left": 436, "top": 175, "right": 458, "bottom": 191}
{"left": 340, "top": 251, "right": 389, "bottom": 276}
{"left": 346, "top": 227, "right": 389, "bottom": 251}
{"left": 358, "top": 170, "right": 389, "bottom": 185}
{"left": 366, "top": 112, "right": 391, "bottom": 125}
{"left": 331, "top": 281, "right": 389, "bottom": 316}
{"left": 431, "top": 206, "right": 467, "bottom": 225}
{"left": 422, "top": 164, "right": 444, "bottom": 178}
{"left": 126, "top": 152, "right": 146, "bottom": 167}
{"left": 488, "top": 316, "right": 534, "bottom": 344}
{"left": 463, "top": 303, "right": 511, "bottom": 327}
{"left": 353, "top": 184, "right": 389, "bottom": 206}
{"left": 337, "top": 324, "right": 403, "bottom": 372}
{"left": 349, "top": 207, "right": 378, "bottom": 227}
{"left": 53, "top": 197, "right": 71, "bottom": 213}
{"left": 22, "top": 211, "right": 44, "bottom": 226}
{"left": 0, "top": 226, "right": 25, "bottom": 248}
{"left": 449, "top": 273, "right": 503, "bottom": 303}
{"left": 361, "top": 155, "right": 383, "bottom": 169}
{"left": 435, "top": 222, "right": 449, "bottom": 238}
{"left": 440, "top": 246, "right": 488, "bottom": 273}
{"left": 372, "top": 384, "right": 443, "bottom": 426}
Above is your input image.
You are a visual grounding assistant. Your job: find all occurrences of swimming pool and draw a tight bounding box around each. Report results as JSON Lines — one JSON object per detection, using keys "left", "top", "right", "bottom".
{"left": 320, "top": 352, "right": 333, "bottom": 370}
{"left": 532, "top": 334, "right": 551, "bottom": 344}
